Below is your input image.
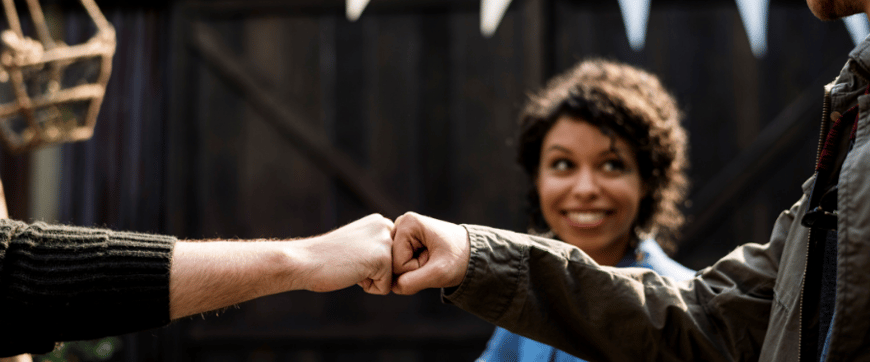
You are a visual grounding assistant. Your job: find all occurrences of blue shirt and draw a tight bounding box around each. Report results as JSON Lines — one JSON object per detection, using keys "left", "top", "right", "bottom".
{"left": 476, "top": 239, "right": 696, "bottom": 362}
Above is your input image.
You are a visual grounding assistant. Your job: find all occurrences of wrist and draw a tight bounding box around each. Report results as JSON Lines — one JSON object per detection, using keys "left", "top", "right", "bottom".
{"left": 277, "top": 239, "right": 313, "bottom": 292}
{"left": 450, "top": 223, "right": 471, "bottom": 287}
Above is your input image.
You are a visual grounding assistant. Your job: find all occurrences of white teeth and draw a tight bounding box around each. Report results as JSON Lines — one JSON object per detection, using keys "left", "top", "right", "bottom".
{"left": 567, "top": 211, "right": 606, "bottom": 224}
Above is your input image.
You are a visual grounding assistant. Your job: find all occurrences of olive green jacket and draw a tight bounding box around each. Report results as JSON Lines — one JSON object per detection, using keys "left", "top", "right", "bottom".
{"left": 445, "top": 39, "right": 870, "bottom": 362}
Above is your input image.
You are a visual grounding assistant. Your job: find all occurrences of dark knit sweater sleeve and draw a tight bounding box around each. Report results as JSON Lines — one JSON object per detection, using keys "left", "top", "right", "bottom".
{"left": 0, "top": 219, "right": 175, "bottom": 357}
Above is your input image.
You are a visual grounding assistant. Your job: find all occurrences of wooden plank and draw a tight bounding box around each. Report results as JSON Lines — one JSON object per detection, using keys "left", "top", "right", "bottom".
{"left": 164, "top": 2, "right": 199, "bottom": 237}
{"left": 0, "top": 152, "right": 29, "bottom": 220}
{"left": 240, "top": 16, "right": 331, "bottom": 237}
{"left": 331, "top": 15, "right": 371, "bottom": 224}
{"left": 521, "top": 0, "right": 549, "bottom": 88}
{"left": 418, "top": 13, "right": 453, "bottom": 218}
{"left": 192, "top": 19, "right": 246, "bottom": 238}
{"left": 728, "top": 10, "right": 766, "bottom": 256}
{"left": 188, "top": 20, "right": 404, "bottom": 218}
{"left": 675, "top": 60, "right": 843, "bottom": 260}
{"left": 447, "top": 9, "right": 526, "bottom": 229}
{"left": 366, "top": 14, "right": 419, "bottom": 216}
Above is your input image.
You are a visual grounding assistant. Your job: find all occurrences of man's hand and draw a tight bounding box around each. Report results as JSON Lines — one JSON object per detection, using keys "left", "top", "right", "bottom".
{"left": 170, "top": 214, "right": 394, "bottom": 319}
{"left": 293, "top": 213, "right": 395, "bottom": 295}
{"left": 391, "top": 212, "right": 470, "bottom": 295}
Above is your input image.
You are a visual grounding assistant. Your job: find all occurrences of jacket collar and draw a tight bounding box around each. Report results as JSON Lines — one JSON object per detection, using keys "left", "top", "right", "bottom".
{"left": 849, "top": 34, "right": 870, "bottom": 79}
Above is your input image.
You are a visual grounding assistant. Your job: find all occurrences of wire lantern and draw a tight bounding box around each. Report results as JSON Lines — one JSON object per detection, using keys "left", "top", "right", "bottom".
{"left": 0, "top": 0, "right": 115, "bottom": 153}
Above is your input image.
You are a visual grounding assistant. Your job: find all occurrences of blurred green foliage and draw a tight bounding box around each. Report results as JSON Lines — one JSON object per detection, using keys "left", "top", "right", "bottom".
{"left": 35, "top": 337, "right": 121, "bottom": 362}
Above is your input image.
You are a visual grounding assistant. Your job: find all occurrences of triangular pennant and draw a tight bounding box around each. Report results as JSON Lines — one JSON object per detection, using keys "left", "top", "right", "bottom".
{"left": 735, "top": 0, "right": 770, "bottom": 58}
{"left": 481, "top": 0, "right": 512, "bottom": 37}
{"left": 617, "top": 0, "right": 651, "bottom": 51}
{"left": 346, "top": 0, "right": 371, "bottom": 22}
{"left": 843, "top": 13, "right": 870, "bottom": 46}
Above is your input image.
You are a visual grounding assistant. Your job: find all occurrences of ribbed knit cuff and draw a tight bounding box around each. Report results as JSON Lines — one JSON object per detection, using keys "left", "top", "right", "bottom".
{"left": 0, "top": 219, "right": 175, "bottom": 353}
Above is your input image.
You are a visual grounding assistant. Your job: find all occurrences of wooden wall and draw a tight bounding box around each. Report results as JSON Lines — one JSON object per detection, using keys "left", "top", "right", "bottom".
{"left": 0, "top": 0, "right": 858, "bottom": 360}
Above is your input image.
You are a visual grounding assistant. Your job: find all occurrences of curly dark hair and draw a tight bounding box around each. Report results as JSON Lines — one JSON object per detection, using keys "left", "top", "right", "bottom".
{"left": 517, "top": 58, "right": 688, "bottom": 254}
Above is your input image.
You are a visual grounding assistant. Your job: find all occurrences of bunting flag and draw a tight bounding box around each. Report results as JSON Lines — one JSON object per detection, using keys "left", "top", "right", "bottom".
{"left": 843, "top": 13, "right": 870, "bottom": 46}
{"left": 346, "top": 0, "right": 370, "bottom": 22}
{"left": 481, "top": 0, "right": 512, "bottom": 37}
{"left": 317, "top": 0, "right": 862, "bottom": 54}
{"left": 616, "top": 0, "right": 652, "bottom": 51}
{"left": 735, "top": 0, "right": 769, "bottom": 57}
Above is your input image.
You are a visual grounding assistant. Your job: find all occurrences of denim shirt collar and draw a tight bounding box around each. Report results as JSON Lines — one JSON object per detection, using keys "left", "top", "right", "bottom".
{"left": 615, "top": 238, "right": 696, "bottom": 280}
{"left": 849, "top": 33, "right": 870, "bottom": 74}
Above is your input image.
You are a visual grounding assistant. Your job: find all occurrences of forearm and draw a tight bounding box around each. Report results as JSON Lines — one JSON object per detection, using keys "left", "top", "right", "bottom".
{"left": 0, "top": 213, "right": 392, "bottom": 357}
{"left": 169, "top": 240, "right": 299, "bottom": 320}
{"left": 445, "top": 225, "right": 772, "bottom": 361}
{"left": 169, "top": 214, "right": 395, "bottom": 319}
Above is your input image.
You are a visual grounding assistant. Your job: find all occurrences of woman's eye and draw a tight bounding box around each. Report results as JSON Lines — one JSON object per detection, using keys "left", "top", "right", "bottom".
{"left": 602, "top": 159, "right": 627, "bottom": 173}
{"left": 551, "top": 159, "right": 573, "bottom": 171}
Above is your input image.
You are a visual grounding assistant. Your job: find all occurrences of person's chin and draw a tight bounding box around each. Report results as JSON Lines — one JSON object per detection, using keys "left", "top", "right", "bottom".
{"left": 808, "top": 1, "right": 861, "bottom": 21}
{"left": 560, "top": 229, "right": 607, "bottom": 249}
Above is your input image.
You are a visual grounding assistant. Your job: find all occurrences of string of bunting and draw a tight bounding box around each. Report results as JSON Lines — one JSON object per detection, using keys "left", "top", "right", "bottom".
{"left": 345, "top": 0, "right": 870, "bottom": 58}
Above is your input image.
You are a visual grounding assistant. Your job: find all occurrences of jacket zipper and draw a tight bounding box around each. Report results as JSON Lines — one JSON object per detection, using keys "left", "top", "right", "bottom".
{"left": 798, "top": 85, "right": 832, "bottom": 362}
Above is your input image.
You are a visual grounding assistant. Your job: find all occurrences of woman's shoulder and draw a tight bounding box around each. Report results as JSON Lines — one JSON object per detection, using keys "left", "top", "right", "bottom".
{"left": 633, "top": 239, "right": 696, "bottom": 281}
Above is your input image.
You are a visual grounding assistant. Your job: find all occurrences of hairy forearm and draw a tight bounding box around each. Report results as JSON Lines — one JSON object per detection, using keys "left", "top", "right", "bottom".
{"left": 0, "top": 214, "right": 390, "bottom": 355}
{"left": 169, "top": 240, "right": 299, "bottom": 320}
{"left": 168, "top": 213, "right": 394, "bottom": 319}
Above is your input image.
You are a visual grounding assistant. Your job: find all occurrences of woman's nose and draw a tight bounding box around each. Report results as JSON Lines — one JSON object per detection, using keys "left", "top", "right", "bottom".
{"left": 570, "top": 168, "right": 601, "bottom": 200}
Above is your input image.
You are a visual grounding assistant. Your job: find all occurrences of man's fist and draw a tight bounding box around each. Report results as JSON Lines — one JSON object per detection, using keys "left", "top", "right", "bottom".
{"left": 391, "top": 212, "right": 470, "bottom": 295}
{"left": 296, "top": 214, "right": 395, "bottom": 295}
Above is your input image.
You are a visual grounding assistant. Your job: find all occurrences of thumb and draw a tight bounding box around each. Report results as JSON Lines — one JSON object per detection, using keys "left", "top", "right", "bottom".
{"left": 392, "top": 267, "right": 433, "bottom": 295}
{"left": 392, "top": 258, "right": 451, "bottom": 295}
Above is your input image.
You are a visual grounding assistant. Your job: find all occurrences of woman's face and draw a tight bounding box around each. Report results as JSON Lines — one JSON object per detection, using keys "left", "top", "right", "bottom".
{"left": 536, "top": 116, "right": 643, "bottom": 266}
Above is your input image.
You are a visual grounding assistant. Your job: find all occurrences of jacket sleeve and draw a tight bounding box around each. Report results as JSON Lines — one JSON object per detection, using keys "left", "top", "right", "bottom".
{"left": 445, "top": 198, "right": 800, "bottom": 362}
{"left": 0, "top": 219, "right": 176, "bottom": 357}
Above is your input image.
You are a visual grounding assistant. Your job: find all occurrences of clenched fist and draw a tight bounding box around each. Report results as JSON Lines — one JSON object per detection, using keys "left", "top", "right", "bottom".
{"left": 294, "top": 213, "right": 395, "bottom": 295}
{"left": 391, "top": 212, "right": 470, "bottom": 295}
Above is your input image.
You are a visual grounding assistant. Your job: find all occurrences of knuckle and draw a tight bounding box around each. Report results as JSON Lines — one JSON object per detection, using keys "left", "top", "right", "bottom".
{"left": 431, "top": 263, "right": 452, "bottom": 284}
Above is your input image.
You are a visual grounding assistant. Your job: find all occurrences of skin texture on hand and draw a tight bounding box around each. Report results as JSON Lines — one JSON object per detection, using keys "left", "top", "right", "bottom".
{"left": 292, "top": 214, "right": 395, "bottom": 294}
{"left": 391, "top": 212, "right": 471, "bottom": 295}
{"left": 169, "top": 214, "right": 394, "bottom": 320}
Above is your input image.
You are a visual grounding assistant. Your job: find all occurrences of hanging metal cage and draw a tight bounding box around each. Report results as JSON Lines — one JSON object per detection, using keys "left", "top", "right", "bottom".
{"left": 0, "top": 0, "right": 115, "bottom": 153}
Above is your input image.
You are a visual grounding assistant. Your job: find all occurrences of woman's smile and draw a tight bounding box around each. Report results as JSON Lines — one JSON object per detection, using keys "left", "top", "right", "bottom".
{"left": 563, "top": 210, "right": 609, "bottom": 228}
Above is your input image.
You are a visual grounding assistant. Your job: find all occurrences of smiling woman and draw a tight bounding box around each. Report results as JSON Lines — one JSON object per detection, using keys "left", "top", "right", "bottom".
{"left": 536, "top": 119, "right": 643, "bottom": 266}
{"left": 477, "top": 59, "right": 696, "bottom": 362}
